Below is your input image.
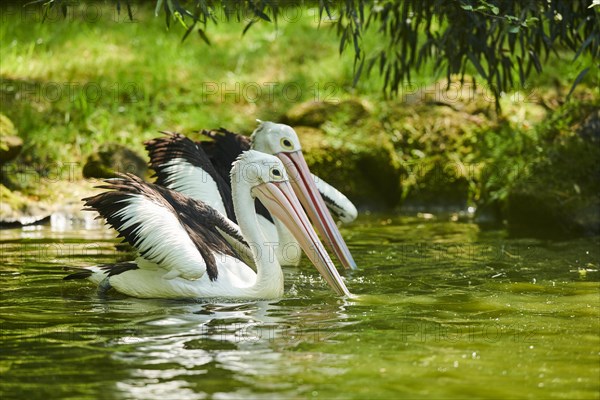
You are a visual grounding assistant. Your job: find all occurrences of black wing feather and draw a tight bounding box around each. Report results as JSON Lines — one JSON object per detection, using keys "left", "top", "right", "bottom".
{"left": 198, "top": 128, "right": 251, "bottom": 181}
{"left": 63, "top": 261, "right": 140, "bottom": 280}
{"left": 145, "top": 131, "right": 237, "bottom": 223}
{"left": 199, "top": 128, "right": 273, "bottom": 223}
{"left": 83, "top": 174, "right": 249, "bottom": 281}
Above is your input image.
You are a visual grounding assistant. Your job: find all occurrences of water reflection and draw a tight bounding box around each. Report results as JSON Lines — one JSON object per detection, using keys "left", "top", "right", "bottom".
{"left": 79, "top": 298, "right": 353, "bottom": 399}
{"left": 1, "top": 217, "right": 598, "bottom": 399}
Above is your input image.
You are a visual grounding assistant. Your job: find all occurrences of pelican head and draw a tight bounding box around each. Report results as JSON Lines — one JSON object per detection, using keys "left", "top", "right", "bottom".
{"left": 251, "top": 121, "right": 302, "bottom": 154}
{"left": 231, "top": 150, "right": 350, "bottom": 296}
{"left": 230, "top": 147, "right": 289, "bottom": 187}
{"left": 250, "top": 121, "right": 357, "bottom": 271}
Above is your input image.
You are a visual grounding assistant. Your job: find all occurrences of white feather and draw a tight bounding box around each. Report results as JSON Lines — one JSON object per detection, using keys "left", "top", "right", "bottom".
{"left": 160, "top": 158, "right": 227, "bottom": 215}
{"left": 107, "top": 254, "right": 283, "bottom": 299}
{"left": 160, "top": 159, "right": 300, "bottom": 267}
{"left": 113, "top": 195, "right": 207, "bottom": 280}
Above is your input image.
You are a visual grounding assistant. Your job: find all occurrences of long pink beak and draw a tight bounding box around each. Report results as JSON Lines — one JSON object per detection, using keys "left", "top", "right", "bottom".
{"left": 252, "top": 181, "right": 351, "bottom": 297}
{"left": 276, "top": 151, "right": 358, "bottom": 270}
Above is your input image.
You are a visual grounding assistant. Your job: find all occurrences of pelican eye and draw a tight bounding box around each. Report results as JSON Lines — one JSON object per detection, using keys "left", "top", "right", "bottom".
{"left": 280, "top": 138, "right": 294, "bottom": 150}
{"left": 270, "top": 168, "right": 282, "bottom": 179}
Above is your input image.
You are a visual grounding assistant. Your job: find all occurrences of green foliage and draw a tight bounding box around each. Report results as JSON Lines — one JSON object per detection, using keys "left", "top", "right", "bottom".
{"left": 31, "top": 0, "right": 600, "bottom": 106}
{"left": 2, "top": 1, "right": 597, "bottom": 218}
{"left": 0, "top": 114, "right": 18, "bottom": 152}
{"left": 0, "top": 4, "right": 360, "bottom": 166}
{"left": 363, "top": 1, "right": 598, "bottom": 106}
{"left": 505, "top": 101, "right": 600, "bottom": 237}
{"left": 476, "top": 98, "right": 599, "bottom": 221}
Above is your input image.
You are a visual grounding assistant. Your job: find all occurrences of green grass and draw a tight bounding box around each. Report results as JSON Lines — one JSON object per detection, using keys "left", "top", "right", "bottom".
{"left": 0, "top": 2, "right": 597, "bottom": 174}
{"left": 0, "top": 4, "right": 369, "bottom": 165}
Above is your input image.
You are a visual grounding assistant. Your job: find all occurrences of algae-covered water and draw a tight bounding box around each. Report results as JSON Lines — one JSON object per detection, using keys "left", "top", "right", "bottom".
{"left": 1, "top": 216, "right": 598, "bottom": 399}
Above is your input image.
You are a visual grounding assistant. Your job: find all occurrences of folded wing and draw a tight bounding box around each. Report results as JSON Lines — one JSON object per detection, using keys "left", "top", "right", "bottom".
{"left": 199, "top": 127, "right": 251, "bottom": 183}
{"left": 310, "top": 173, "right": 358, "bottom": 223}
{"left": 145, "top": 131, "right": 236, "bottom": 222}
{"left": 83, "top": 174, "right": 250, "bottom": 281}
{"left": 200, "top": 127, "right": 358, "bottom": 223}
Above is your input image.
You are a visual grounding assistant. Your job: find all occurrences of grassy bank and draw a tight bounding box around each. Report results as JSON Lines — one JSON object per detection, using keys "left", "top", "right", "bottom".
{"left": 1, "top": 3, "right": 598, "bottom": 234}
{"left": 1, "top": 4, "right": 367, "bottom": 163}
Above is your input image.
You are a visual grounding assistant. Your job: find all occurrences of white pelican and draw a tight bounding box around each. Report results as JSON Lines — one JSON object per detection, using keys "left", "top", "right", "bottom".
{"left": 145, "top": 121, "right": 358, "bottom": 270}
{"left": 65, "top": 151, "right": 351, "bottom": 299}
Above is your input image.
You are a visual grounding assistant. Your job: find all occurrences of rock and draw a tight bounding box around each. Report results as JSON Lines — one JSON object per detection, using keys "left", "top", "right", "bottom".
{"left": 298, "top": 125, "right": 402, "bottom": 210}
{"left": 474, "top": 201, "right": 504, "bottom": 229}
{"left": 0, "top": 114, "right": 23, "bottom": 190}
{"left": 0, "top": 135, "right": 23, "bottom": 164}
{"left": 0, "top": 113, "right": 18, "bottom": 137}
{"left": 293, "top": 92, "right": 493, "bottom": 211}
{"left": 83, "top": 143, "right": 147, "bottom": 179}
{"left": 506, "top": 133, "right": 600, "bottom": 238}
{"left": 0, "top": 114, "right": 23, "bottom": 164}
{"left": 378, "top": 95, "right": 496, "bottom": 213}
{"left": 0, "top": 180, "right": 100, "bottom": 228}
{"left": 401, "top": 157, "right": 470, "bottom": 212}
{"left": 0, "top": 184, "right": 52, "bottom": 227}
{"left": 283, "top": 99, "right": 370, "bottom": 128}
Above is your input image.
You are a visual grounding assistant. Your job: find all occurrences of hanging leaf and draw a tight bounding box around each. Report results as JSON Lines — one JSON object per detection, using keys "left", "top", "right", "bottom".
{"left": 171, "top": 0, "right": 194, "bottom": 19}
{"left": 529, "top": 50, "right": 542, "bottom": 73}
{"left": 155, "top": 0, "right": 163, "bottom": 17}
{"left": 573, "top": 34, "right": 594, "bottom": 61}
{"left": 181, "top": 21, "right": 197, "bottom": 43}
{"left": 508, "top": 25, "right": 520, "bottom": 34}
{"left": 126, "top": 1, "right": 133, "bottom": 21}
{"left": 339, "top": 29, "right": 348, "bottom": 55}
{"left": 353, "top": 57, "right": 365, "bottom": 87}
{"left": 566, "top": 67, "right": 590, "bottom": 101}
{"left": 248, "top": 0, "right": 271, "bottom": 22}
{"left": 517, "top": 56, "right": 526, "bottom": 87}
{"left": 197, "top": 28, "right": 211, "bottom": 45}
{"left": 468, "top": 52, "right": 488, "bottom": 79}
{"left": 242, "top": 19, "right": 256, "bottom": 36}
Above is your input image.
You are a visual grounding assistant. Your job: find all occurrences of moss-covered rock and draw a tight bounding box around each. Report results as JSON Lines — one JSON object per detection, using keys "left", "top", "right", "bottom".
{"left": 0, "top": 114, "right": 22, "bottom": 164}
{"left": 378, "top": 97, "right": 497, "bottom": 212}
{"left": 1, "top": 114, "right": 24, "bottom": 191}
{"left": 283, "top": 99, "right": 371, "bottom": 128}
{"left": 82, "top": 143, "right": 147, "bottom": 179}
{"left": 0, "top": 135, "right": 22, "bottom": 164}
{"left": 506, "top": 124, "right": 600, "bottom": 238}
{"left": 0, "top": 180, "right": 100, "bottom": 227}
{"left": 291, "top": 88, "right": 499, "bottom": 211}
{"left": 400, "top": 157, "right": 471, "bottom": 211}
{"left": 0, "top": 184, "right": 52, "bottom": 227}
{"left": 0, "top": 113, "right": 18, "bottom": 138}
{"left": 298, "top": 125, "right": 402, "bottom": 209}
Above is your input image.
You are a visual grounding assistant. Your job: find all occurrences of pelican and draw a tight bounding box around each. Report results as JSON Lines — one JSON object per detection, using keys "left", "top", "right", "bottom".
{"left": 145, "top": 121, "right": 358, "bottom": 270}
{"left": 65, "top": 151, "right": 351, "bottom": 299}
{"left": 199, "top": 124, "right": 358, "bottom": 224}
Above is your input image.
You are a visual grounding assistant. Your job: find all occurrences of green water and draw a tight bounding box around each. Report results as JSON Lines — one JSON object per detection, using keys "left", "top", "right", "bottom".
{"left": 1, "top": 216, "right": 599, "bottom": 399}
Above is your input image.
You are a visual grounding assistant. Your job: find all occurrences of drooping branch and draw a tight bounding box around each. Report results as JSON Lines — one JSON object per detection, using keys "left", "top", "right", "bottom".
{"left": 27, "top": 0, "right": 599, "bottom": 105}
